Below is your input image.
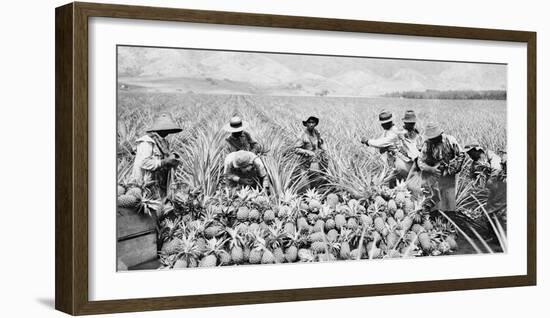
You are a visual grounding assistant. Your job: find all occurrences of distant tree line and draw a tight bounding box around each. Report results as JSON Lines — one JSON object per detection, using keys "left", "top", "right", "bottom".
{"left": 383, "top": 89, "right": 507, "bottom": 100}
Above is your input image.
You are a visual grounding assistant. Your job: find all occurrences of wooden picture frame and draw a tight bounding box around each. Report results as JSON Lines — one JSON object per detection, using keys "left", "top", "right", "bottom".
{"left": 55, "top": 2, "right": 536, "bottom": 315}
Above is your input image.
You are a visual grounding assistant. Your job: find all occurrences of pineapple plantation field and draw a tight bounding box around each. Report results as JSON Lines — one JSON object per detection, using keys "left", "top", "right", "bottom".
{"left": 117, "top": 91, "right": 507, "bottom": 270}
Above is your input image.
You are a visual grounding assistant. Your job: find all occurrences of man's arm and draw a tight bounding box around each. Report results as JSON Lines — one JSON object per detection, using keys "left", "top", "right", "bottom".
{"left": 363, "top": 131, "right": 399, "bottom": 148}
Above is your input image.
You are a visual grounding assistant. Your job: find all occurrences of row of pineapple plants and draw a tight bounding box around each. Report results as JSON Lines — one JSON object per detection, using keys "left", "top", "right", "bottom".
{"left": 151, "top": 183, "right": 458, "bottom": 269}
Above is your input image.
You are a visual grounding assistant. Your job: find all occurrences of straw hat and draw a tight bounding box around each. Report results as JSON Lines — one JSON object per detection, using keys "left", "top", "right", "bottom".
{"left": 402, "top": 110, "right": 417, "bottom": 123}
{"left": 302, "top": 116, "right": 319, "bottom": 126}
{"left": 464, "top": 140, "right": 483, "bottom": 153}
{"left": 232, "top": 150, "right": 254, "bottom": 168}
{"left": 378, "top": 110, "right": 393, "bottom": 124}
{"left": 146, "top": 113, "right": 182, "bottom": 134}
{"left": 424, "top": 122, "right": 443, "bottom": 139}
{"left": 224, "top": 116, "right": 248, "bottom": 133}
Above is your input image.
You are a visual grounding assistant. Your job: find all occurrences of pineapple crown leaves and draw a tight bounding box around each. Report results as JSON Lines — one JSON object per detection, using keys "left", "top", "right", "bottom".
{"left": 175, "top": 234, "right": 201, "bottom": 261}
{"left": 204, "top": 237, "right": 229, "bottom": 256}
{"left": 225, "top": 228, "right": 245, "bottom": 249}
{"left": 304, "top": 188, "right": 322, "bottom": 203}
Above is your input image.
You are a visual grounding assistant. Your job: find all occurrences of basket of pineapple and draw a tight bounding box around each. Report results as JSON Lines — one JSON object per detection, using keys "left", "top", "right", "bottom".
{"left": 116, "top": 180, "right": 460, "bottom": 269}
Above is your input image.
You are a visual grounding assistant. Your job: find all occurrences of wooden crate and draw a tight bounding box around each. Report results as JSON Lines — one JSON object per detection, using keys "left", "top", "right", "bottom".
{"left": 116, "top": 207, "right": 158, "bottom": 269}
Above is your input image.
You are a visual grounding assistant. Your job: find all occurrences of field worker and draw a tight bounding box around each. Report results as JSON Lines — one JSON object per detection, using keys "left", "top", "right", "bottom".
{"left": 131, "top": 113, "right": 182, "bottom": 197}
{"left": 224, "top": 150, "right": 270, "bottom": 192}
{"left": 464, "top": 140, "right": 502, "bottom": 185}
{"left": 361, "top": 110, "right": 412, "bottom": 182}
{"left": 417, "top": 123, "right": 465, "bottom": 212}
{"left": 401, "top": 110, "right": 423, "bottom": 157}
{"left": 294, "top": 116, "right": 326, "bottom": 170}
{"left": 224, "top": 116, "right": 262, "bottom": 154}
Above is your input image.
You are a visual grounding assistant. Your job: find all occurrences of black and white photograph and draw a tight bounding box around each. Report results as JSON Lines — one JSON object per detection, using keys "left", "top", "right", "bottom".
{"left": 116, "top": 45, "right": 508, "bottom": 271}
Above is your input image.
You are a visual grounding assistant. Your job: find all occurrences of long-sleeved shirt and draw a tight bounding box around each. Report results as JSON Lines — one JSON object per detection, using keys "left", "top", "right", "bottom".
{"left": 131, "top": 134, "right": 170, "bottom": 187}
{"left": 223, "top": 151, "right": 268, "bottom": 188}
{"left": 469, "top": 150, "right": 502, "bottom": 180}
{"left": 225, "top": 131, "right": 261, "bottom": 153}
{"left": 401, "top": 129, "right": 423, "bottom": 160}
{"left": 417, "top": 134, "right": 464, "bottom": 175}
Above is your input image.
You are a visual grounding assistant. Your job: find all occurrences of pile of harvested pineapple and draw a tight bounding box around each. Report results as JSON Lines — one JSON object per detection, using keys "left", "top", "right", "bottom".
{"left": 124, "top": 180, "right": 460, "bottom": 269}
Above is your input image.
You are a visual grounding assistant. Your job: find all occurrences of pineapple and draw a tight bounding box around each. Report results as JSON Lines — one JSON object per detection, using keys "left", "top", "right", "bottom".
{"left": 334, "top": 214, "right": 346, "bottom": 230}
{"left": 284, "top": 245, "right": 298, "bottom": 262}
{"left": 227, "top": 228, "right": 245, "bottom": 264}
{"left": 117, "top": 185, "right": 126, "bottom": 196}
{"left": 418, "top": 232, "right": 432, "bottom": 252}
{"left": 387, "top": 217, "right": 398, "bottom": 230}
{"left": 308, "top": 200, "right": 322, "bottom": 212}
{"left": 386, "top": 232, "right": 398, "bottom": 248}
{"left": 438, "top": 241, "right": 451, "bottom": 254}
{"left": 313, "top": 220, "right": 325, "bottom": 233}
{"left": 248, "top": 209, "right": 261, "bottom": 222}
{"left": 204, "top": 225, "right": 222, "bottom": 239}
{"left": 236, "top": 206, "right": 249, "bottom": 221}
{"left": 218, "top": 251, "right": 232, "bottom": 265}
{"left": 261, "top": 250, "right": 275, "bottom": 264}
{"left": 400, "top": 216, "right": 413, "bottom": 232}
{"left": 297, "top": 217, "right": 309, "bottom": 231}
{"left": 360, "top": 214, "right": 373, "bottom": 227}
{"left": 374, "top": 195, "right": 387, "bottom": 209}
{"left": 199, "top": 254, "right": 217, "bottom": 267}
{"left": 326, "top": 193, "right": 339, "bottom": 209}
{"left": 273, "top": 247, "right": 285, "bottom": 263}
{"left": 324, "top": 218, "right": 336, "bottom": 231}
{"left": 277, "top": 205, "right": 291, "bottom": 219}
{"left": 445, "top": 236, "right": 458, "bottom": 250}
{"left": 339, "top": 241, "right": 351, "bottom": 259}
{"left": 346, "top": 217, "right": 359, "bottom": 230}
{"left": 308, "top": 232, "right": 325, "bottom": 243}
{"left": 248, "top": 248, "right": 263, "bottom": 264}
{"left": 403, "top": 198, "right": 414, "bottom": 213}
{"left": 173, "top": 259, "right": 188, "bottom": 269}
{"left": 307, "top": 212, "right": 319, "bottom": 225}
{"left": 385, "top": 249, "right": 401, "bottom": 258}
{"left": 387, "top": 199, "right": 397, "bottom": 214}
{"left": 125, "top": 187, "right": 143, "bottom": 199}
{"left": 298, "top": 248, "right": 314, "bottom": 262}
{"left": 394, "top": 209, "right": 405, "bottom": 221}
{"left": 374, "top": 217, "right": 386, "bottom": 233}
{"left": 327, "top": 229, "right": 339, "bottom": 242}
{"left": 422, "top": 220, "right": 434, "bottom": 231}
{"left": 284, "top": 222, "right": 296, "bottom": 236}
{"left": 161, "top": 238, "right": 182, "bottom": 255}
{"left": 117, "top": 194, "right": 139, "bottom": 208}
{"left": 263, "top": 209, "right": 275, "bottom": 223}
{"left": 411, "top": 224, "right": 425, "bottom": 234}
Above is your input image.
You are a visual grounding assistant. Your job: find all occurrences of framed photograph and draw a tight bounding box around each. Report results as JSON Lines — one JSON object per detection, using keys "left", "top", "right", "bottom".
{"left": 55, "top": 2, "right": 536, "bottom": 315}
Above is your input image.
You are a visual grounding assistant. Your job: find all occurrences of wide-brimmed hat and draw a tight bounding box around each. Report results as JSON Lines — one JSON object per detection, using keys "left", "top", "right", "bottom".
{"left": 424, "top": 122, "right": 443, "bottom": 139}
{"left": 402, "top": 110, "right": 417, "bottom": 123}
{"left": 379, "top": 110, "right": 393, "bottom": 124}
{"left": 224, "top": 116, "right": 248, "bottom": 133}
{"left": 464, "top": 140, "right": 483, "bottom": 153}
{"left": 302, "top": 116, "right": 319, "bottom": 126}
{"left": 146, "top": 113, "right": 182, "bottom": 134}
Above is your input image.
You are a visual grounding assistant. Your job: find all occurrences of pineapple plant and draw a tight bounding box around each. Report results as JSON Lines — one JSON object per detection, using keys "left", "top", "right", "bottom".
{"left": 305, "top": 188, "right": 323, "bottom": 212}
{"left": 199, "top": 238, "right": 229, "bottom": 267}
{"left": 298, "top": 248, "right": 315, "bottom": 262}
{"left": 226, "top": 228, "right": 245, "bottom": 264}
